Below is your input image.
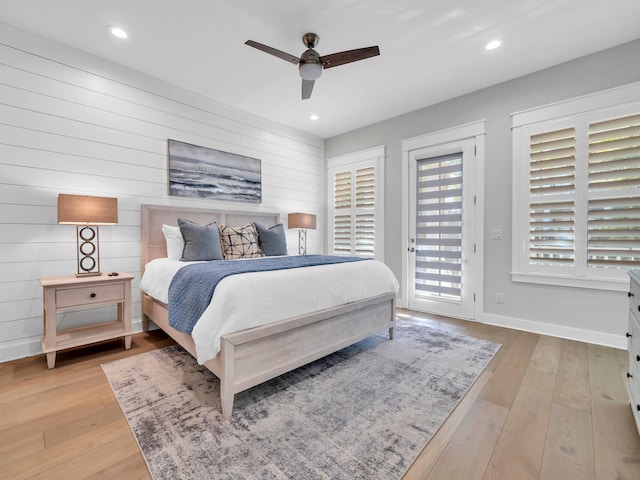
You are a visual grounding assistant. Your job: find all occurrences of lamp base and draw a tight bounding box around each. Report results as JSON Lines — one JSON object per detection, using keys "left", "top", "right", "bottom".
{"left": 75, "top": 225, "right": 102, "bottom": 276}
{"left": 298, "top": 229, "right": 307, "bottom": 255}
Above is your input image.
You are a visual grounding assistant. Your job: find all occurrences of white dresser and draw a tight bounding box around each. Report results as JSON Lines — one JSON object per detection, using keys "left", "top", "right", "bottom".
{"left": 627, "top": 269, "right": 640, "bottom": 435}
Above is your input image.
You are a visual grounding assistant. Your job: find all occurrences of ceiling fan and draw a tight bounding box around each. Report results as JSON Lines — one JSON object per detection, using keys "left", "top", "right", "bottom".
{"left": 245, "top": 33, "right": 380, "bottom": 100}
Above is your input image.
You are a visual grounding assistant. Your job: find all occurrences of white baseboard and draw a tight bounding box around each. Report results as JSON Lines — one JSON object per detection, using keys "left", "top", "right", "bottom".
{"left": 397, "top": 297, "right": 627, "bottom": 350}
{"left": 478, "top": 311, "right": 627, "bottom": 350}
{"left": 0, "top": 337, "right": 43, "bottom": 364}
{"left": 0, "top": 319, "right": 145, "bottom": 364}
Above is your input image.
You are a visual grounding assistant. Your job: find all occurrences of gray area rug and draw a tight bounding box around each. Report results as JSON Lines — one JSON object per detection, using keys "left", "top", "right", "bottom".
{"left": 101, "top": 322, "right": 500, "bottom": 479}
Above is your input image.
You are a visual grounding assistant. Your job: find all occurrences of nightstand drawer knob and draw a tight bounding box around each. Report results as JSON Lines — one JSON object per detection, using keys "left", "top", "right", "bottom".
{"left": 90, "top": 293, "right": 96, "bottom": 298}
{"left": 637, "top": 404, "right": 640, "bottom": 412}
{"left": 628, "top": 372, "right": 634, "bottom": 379}
{"left": 636, "top": 355, "right": 640, "bottom": 362}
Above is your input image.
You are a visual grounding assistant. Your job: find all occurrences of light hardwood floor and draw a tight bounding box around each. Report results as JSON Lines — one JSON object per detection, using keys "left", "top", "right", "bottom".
{"left": 1, "top": 309, "right": 639, "bottom": 479}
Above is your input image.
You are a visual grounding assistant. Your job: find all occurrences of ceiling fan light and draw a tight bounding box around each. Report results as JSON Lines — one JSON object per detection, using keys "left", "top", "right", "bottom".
{"left": 299, "top": 62, "right": 322, "bottom": 80}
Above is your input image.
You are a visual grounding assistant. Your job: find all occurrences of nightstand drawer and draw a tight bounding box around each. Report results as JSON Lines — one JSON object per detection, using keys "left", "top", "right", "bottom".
{"left": 56, "top": 283, "right": 125, "bottom": 308}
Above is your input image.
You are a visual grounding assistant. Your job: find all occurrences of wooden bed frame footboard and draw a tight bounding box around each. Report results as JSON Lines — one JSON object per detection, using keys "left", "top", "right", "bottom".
{"left": 142, "top": 292, "right": 396, "bottom": 418}
{"left": 140, "top": 204, "right": 397, "bottom": 419}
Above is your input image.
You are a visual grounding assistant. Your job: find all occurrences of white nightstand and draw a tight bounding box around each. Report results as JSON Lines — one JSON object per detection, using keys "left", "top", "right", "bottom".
{"left": 40, "top": 272, "right": 134, "bottom": 368}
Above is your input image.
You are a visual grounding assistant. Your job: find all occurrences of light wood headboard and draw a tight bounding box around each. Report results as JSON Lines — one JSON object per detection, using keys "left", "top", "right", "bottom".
{"left": 140, "top": 204, "right": 280, "bottom": 272}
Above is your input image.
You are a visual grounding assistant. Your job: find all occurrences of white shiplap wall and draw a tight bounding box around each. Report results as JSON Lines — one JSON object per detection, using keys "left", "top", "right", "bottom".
{"left": 0, "top": 23, "right": 325, "bottom": 363}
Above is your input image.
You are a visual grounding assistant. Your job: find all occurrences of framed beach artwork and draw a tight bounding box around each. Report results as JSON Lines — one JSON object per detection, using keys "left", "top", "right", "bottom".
{"left": 168, "top": 139, "right": 262, "bottom": 203}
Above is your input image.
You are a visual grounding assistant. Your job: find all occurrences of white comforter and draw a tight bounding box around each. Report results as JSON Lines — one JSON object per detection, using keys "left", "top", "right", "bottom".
{"left": 140, "top": 257, "right": 399, "bottom": 364}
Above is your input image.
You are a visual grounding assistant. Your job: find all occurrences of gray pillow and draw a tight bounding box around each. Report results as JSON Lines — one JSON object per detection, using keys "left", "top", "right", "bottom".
{"left": 254, "top": 223, "right": 287, "bottom": 256}
{"left": 178, "top": 218, "right": 223, "bottom": 261}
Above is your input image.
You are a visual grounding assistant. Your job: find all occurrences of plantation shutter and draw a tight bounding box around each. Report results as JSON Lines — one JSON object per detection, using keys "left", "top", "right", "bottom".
{"left": 331, "top": 166, "right": 378, "bottom": 257}
{"left": 513, "top": 85, "right": 640, "bottom": 289}
{"left": 587, "top": 113, "right": 640, "bottom": 268}
{"left": 328, "top": 147, "right": 384, "bottom": 259}
{"left": 355, "top": 166, "right": 376, "bottom": 256}
{"left": 414, "top": 153, "right": 463, "bottom": 299}
{"left": 333, "top": 171, "right": 352, "bottom": 254}
{"left": 528, "top": 127, "right": 576, "bottom": 266}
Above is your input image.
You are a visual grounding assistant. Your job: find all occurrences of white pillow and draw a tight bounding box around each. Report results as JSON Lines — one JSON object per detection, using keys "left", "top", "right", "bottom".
{"left": 162, "top": 224, "right": 184, "bottom": 260}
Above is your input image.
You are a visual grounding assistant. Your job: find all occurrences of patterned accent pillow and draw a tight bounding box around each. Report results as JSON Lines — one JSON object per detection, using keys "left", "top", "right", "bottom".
{"left": 218, "top": 223, "right": 264, "bottom": 260}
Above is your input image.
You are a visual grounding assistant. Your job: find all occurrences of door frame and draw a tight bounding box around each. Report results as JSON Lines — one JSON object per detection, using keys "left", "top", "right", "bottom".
{"left": 400, "top": 120, "right": 486, "bottom": 319}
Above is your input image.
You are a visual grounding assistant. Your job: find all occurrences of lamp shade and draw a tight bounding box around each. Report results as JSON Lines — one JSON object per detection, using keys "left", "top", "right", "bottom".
{"left": 57, "top": 194, "right": 118, "bottom": 225}
{"left": 288, "top": 212, "right": 316, "bottom": 230}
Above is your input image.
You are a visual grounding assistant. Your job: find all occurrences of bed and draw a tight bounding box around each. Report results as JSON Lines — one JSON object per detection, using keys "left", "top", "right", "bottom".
{"left": 140, "top": 204, "right": 398, "bottom": 419}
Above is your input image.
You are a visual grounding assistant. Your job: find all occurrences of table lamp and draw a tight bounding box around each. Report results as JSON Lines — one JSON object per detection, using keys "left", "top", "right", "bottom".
{"left": 288, "top": 212, "right": 316, "bottom": 255}
{"left": 57, "top": 194, "right": 118, "bottom": 276}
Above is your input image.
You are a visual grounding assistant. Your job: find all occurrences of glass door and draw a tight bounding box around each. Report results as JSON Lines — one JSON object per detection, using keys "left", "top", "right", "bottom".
{"left": 408, "top": 139, "right": 476, "bottom": 319}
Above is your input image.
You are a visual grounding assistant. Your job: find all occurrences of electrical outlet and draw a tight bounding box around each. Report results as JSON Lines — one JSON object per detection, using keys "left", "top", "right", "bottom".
{"left": 495, "top": 292, "right": 504, "bottom": 304}
{"left": 490, "top": 229, "right": 503, "bottom": 240}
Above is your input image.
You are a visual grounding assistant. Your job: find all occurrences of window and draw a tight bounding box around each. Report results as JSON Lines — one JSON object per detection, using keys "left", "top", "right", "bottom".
{"left": 328, "top": 146, "right": 385, "bottom": 260}
{"left": 512, "top": 83, "right": 640, "bottom": 291}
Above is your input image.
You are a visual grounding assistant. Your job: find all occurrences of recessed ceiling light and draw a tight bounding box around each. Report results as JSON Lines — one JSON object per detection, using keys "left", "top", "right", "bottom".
{"left": 310, "top": 114, "right": 319, "bottom": 121}
{"left": 485, "top": 40, "right": 501, "bottom": 50}
{"left": 108, "top": 26, "right": 128, "bottom": 39}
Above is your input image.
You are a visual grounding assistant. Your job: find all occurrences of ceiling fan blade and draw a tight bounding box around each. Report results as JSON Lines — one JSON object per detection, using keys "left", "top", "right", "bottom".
{"left": 245, "top": 40, "right": 300, "bottom": 65}
{"left": 302, "top": 79, "right": 315, "bottom": 100}
{"left": 320, "top": 46, "right": 380, "bottom": 69}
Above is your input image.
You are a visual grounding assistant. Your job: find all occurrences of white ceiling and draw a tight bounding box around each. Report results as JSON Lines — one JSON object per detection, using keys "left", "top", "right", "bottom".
{"left": 1, "top": 0, "right": 639, "bottom": 139}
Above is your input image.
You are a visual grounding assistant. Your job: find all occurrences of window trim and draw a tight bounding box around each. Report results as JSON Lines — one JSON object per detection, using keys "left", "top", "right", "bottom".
{"left": 512, "top": 81, "right": 640, "bottom": 292}
{"left": 327, "top": 146, "right": 385, "bottom": 260}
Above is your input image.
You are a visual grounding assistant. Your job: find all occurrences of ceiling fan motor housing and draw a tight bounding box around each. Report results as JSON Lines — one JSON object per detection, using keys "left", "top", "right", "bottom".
{"left": 299, "top": 49, "right": 322, "bottom": 80}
